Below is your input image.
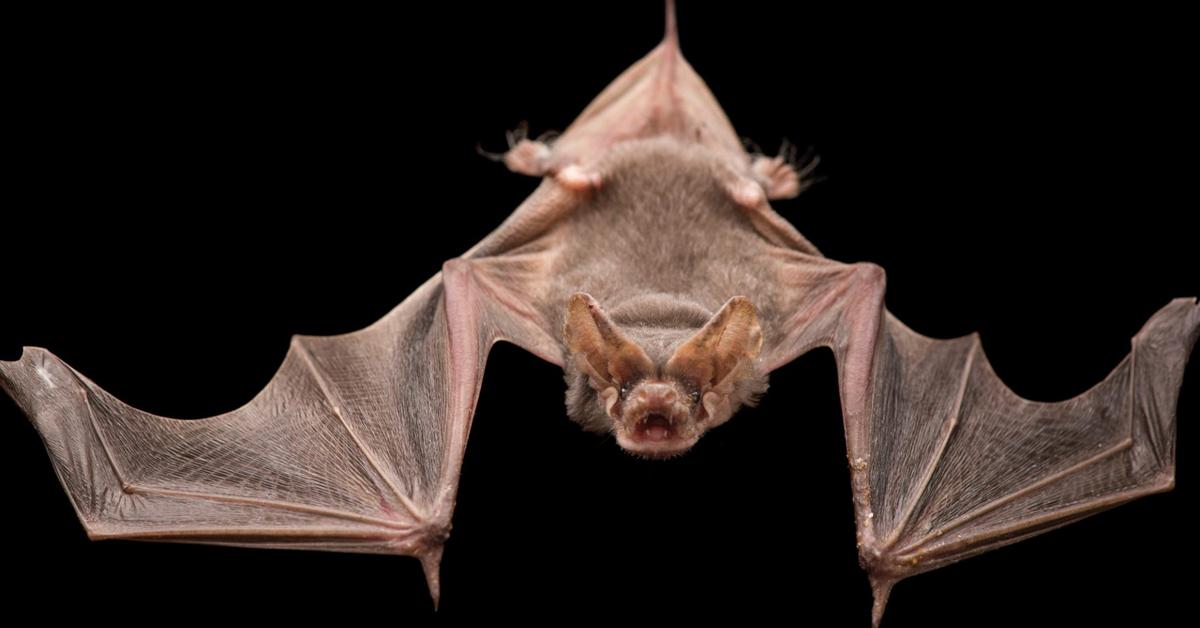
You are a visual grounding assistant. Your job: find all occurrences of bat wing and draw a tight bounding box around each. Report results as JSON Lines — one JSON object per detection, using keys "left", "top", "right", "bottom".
{"left": 0, "top": 181, "right": 573, "bottom": 607}
{"left": 762, "top": 257, "right": 1199, "bottom": 626}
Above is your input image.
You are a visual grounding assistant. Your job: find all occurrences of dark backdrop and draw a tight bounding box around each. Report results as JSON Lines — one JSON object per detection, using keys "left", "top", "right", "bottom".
{"left": 2, "top": 2, "right": 1193, "bottom": 626}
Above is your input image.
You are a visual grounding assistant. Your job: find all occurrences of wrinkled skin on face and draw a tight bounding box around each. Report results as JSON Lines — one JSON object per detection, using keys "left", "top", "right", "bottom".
{"left": 563, "top": 292, "right": 767, "bottom": 459}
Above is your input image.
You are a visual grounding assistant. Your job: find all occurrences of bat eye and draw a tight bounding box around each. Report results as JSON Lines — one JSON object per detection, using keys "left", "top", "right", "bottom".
{"left": 619, "top": 383, "right": 630, "bottom": 400}
{"left": 689, "top": 389, "right": 700, "bottom": 403}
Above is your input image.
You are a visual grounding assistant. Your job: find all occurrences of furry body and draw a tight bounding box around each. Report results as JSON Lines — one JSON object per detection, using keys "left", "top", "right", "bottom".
{"left": 551, "top": 138, "right": 771, "bottom": 435}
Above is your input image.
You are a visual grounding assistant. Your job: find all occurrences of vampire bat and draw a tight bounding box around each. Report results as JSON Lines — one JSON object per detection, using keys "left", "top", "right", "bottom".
{"left": 4, "top": 2, "right": 1195, "bottom": 624}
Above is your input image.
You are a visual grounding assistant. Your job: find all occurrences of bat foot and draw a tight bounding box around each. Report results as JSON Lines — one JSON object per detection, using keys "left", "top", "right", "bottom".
{"left": 751, "top": 141, "right": 822, "bottom": 200}
{"left": 477, "top": 121, "right": 558, "bottom": 177}
{"left": 504, "top": 139, "right": 552, "bottom": 176}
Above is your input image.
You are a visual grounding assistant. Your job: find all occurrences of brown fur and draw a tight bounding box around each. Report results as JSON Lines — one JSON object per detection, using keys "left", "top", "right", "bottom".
{"left": 553, "top": 137, "right": 771, "bottom": 436}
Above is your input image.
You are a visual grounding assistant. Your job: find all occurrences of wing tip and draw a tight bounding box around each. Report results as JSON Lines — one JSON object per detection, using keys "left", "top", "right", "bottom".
{"left": 0, "top": 346, "right": 52, "bottom": 398}
{"left": 1, "top": 346, "right": 24, "bottom": 365}
{"left": 1135, "top": 297, "right": 1200, "bottom": 352}
{"left": 1, "top": 345, "right": 46, "bottom": 366}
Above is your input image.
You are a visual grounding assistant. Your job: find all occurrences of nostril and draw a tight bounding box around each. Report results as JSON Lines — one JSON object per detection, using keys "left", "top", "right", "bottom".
{"left": 636, "top": 383, "right": 677, "bottom": 404}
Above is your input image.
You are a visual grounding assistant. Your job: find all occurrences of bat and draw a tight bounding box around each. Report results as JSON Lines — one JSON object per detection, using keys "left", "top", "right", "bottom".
{"left": 4, "top": 2, "right": 1195, "bottom": 624}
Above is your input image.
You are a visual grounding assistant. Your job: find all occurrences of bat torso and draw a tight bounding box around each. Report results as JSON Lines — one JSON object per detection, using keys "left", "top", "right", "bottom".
{"left": 538, "top": 137, "right": 804, "bottom": 363}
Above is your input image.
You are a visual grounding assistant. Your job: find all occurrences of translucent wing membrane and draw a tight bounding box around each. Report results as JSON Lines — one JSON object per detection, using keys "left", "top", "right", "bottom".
{"left": 1, "top": 180, "right": 573, "bottom": 606}
{"left": 765, "top": 255, "right": 1198, "bottom": 626}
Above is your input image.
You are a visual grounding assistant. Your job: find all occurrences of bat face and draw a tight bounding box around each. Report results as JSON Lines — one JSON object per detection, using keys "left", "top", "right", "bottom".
{"left": 1, "top": 3, "right": 1194, "bottom": 628}
{"left": 563, "top": 291, "right": 768, "bottom": 458}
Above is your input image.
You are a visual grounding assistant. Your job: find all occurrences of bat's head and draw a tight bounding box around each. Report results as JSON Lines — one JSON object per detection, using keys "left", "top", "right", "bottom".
{"left": 563, "top": 292, "right": 767, "bottom": 459}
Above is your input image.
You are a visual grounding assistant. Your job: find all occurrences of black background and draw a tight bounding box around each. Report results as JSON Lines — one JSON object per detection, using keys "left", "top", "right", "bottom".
{"left": 2, "top": 2, "right": 1194, "bottom": 626}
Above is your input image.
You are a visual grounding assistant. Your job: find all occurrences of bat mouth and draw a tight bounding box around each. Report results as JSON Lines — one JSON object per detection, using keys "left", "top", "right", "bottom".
{"left": 637, "top": 412, "right": 676, "bottom": 441}
{"left": 616, "top": 411, "right": 698, "bottom": 459}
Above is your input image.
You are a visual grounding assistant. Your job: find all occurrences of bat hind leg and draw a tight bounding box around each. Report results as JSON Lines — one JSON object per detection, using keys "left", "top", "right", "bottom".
{"left": 503, "top": 138, "right": 552, "bottom": 176}
{"left": 750, "top": 140, "right": 821, "bottom": 200}
{"left": 476, "top": 121, "right": 556, "bottom": 177}
{"left": 479, "top": 124, "right": 601, "bottom": 191}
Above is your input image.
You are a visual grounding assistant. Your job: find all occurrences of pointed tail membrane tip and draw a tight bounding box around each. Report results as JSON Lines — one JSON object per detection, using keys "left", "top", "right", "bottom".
{"left": 664, "top": 0, "right": 678, "bottom": 48}
{"left": 549, "top": 0, "right": 746, "bottom": 175}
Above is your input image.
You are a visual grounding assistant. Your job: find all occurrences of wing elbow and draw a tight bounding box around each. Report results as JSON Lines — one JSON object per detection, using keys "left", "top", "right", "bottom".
{"left": 854, "top": 262, "right": 886, "bottom": 291}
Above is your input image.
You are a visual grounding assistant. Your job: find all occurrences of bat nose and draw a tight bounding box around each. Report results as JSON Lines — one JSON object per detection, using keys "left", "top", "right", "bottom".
{"left": 637, "top": 382, "right": 677, "bottom": 405}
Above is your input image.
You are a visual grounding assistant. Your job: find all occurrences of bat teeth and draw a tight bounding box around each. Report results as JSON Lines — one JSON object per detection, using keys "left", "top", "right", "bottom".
{"left": 614, "top": 411, "right": 702, "bottom": 458}
{"left": 634, "top": 413, "right": 676, "bottom": 442}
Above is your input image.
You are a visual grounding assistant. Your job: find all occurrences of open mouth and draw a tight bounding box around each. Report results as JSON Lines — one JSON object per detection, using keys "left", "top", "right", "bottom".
{"left": 616, "top": 411, "right": 700, "bottom": 459}
{"left": 632, "top": 412, "right": 677, "bottom": 442}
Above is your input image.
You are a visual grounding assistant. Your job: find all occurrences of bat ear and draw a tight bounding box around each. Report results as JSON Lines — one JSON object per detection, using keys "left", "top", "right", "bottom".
{"left": 666, "top": 296, "right": 763, "bottom": 389}
{"left": 564, "top": 292, "right": 654, "bottom": 389}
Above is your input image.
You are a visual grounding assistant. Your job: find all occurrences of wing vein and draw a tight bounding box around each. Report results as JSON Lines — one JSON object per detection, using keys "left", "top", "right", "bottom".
{"left": 883, "top": 336, "right": 978, "bottom": 548}
{"left": 292, "top": 337, "right": 427, "bottom": 523}
{"left": 1128, "top": 338, "right": 1149, "bottom": 468}
{"left": 898, "top": 437, "right": 1134, "bottom": 554}
{"left": 76, "top": 385, "right": 133, "bottom": 491}
{"left": 897, "top": 478, "right": 1165, "bottom": 562}
{"left": 92, "top": 526, "right": 419, "bottom": 542}
{"left": 124, "top": 484, "right": 417, "bottom": 531}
